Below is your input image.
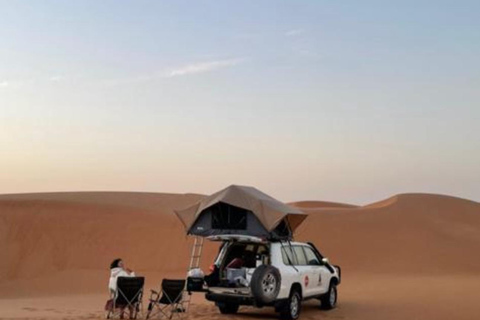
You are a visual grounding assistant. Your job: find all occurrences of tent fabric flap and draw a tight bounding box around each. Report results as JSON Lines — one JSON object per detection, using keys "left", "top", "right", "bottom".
{"left": 174, "top": 185, "right": 307, "bottom": 239}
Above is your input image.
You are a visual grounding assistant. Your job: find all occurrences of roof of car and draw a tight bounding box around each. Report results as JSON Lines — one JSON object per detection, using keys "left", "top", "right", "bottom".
{"left": 272, "top": 241, "right": 310, "bottom": 246}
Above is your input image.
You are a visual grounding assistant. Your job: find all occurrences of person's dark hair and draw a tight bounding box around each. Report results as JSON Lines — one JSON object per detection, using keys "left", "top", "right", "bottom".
{"left": 110, "top": 258, "right": 122, "bottom": 269}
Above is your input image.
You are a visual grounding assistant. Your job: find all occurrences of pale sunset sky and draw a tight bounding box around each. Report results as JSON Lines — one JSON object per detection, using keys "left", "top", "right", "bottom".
{"left": 1, "top": 1, "right": 479, "bottom": 204}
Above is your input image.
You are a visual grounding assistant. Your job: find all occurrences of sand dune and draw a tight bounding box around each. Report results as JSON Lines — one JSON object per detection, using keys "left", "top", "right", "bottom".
{"left": 1, "top": 191, "right": 479, "bottom": 319}
{"left": 294, "top": 193, "right": 480, "bottom": 275}
{"left": 0, "top": 192, "right": 209, "bottom": 295}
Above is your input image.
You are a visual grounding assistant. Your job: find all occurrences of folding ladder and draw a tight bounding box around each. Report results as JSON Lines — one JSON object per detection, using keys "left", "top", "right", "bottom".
{"left": 188, "top": 236, "right": 204, "bottom": 271}
{"left": 183, "top": 236, "right": 204, "bottom": 314}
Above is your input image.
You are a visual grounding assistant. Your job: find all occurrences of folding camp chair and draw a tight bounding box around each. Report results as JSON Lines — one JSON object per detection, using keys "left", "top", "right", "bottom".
{"left": 146, "top": 279, "right": 186, "bottom": 319}
{"left": 106, "top": 276, "right": 145, "bottom": 319}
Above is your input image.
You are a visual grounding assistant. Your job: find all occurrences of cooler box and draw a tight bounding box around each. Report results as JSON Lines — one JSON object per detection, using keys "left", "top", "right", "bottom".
{"left": 187, "top": 277, "right": 205, "bottom": 292}
{"left": 226, "top": 268, "right": 246, "bottom": 284}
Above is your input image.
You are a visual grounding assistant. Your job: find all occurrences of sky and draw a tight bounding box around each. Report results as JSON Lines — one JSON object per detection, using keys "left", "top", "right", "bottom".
{"left": 1, "top": 0, "right": 479, "bottom": 204}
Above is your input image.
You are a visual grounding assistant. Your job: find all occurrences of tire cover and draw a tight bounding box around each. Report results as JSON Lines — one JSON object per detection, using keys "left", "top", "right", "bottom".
{"left": 250, "top": 265, "right": 281, "bottom": 304}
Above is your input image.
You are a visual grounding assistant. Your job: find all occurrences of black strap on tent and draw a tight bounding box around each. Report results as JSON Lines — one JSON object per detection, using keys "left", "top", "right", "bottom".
{"left": 281, "top": 219, "right": 298, "bottom": 272}
{"left": 280, "top": 241, "right": 299, "bottom": 273}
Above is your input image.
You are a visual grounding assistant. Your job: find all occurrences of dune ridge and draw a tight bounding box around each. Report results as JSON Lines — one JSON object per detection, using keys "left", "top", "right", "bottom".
{"left": 1, "top": 191, "right": 480, "bottom": 319}
{"left": 294, "top": 193, "right": 480, "bottom": 275}
{"left": 364, "top": 192, "right": 480, "bottom": 209}
{"left": 1, "top": 191, "right": 479, "bottom": 283}
{"left": 289, "top": 200, "right": 358, "bottom": 209}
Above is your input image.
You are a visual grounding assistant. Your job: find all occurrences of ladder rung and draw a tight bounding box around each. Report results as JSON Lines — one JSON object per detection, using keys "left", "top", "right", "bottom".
{"left": 188, "top": 236, "right": 205, "bottom": 275}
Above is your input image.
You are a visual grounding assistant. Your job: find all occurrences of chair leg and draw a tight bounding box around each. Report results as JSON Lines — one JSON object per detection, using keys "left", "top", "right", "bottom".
{"left": 145, "top": 302, "right": 188, "bottom": 320}
{"left": 146, "top": 302, "right": 161, "bottom": 319}
{"left": 171, "top": 304, "right": 185, "bottom": 320}
{"left": 127, "top": 305, "right": 133, "bottom": 320}
{"left": 134, "top": 302, "right": 141, "bottom": 320}
{"left": 133, "top": 302, "right": 143, "bottom": 320}
{"left": 159, "top": 305, "right": 172, "bottom": 320}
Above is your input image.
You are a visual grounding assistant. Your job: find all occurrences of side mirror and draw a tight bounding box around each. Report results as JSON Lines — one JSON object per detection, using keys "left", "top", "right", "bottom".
{"left": 322, "top": 257, "right": 330, "bottom": 265}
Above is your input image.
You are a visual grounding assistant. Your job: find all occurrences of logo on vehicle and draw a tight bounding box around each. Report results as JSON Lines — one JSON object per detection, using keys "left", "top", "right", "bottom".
{"left": 304, "top": 275, "right": 309, "bottom": 287}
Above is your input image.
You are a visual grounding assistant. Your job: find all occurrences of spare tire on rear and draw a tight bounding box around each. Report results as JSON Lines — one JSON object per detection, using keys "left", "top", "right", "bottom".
{"left": 250, "top": 265, "right": 281, "bottom": 304}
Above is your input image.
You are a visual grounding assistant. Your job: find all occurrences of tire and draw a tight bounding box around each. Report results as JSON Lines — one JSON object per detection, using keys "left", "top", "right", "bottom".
{"left": 218, "top": 302, "right": 239, "bottom": 314}
{"left": 251, "top": 265, "right": 281, "bottom": 304}
{"left": 280, "top": 288, "right": 301, "bottom": 320}
{"left": 320, "top": 282, "right": 337, "bottom": 310}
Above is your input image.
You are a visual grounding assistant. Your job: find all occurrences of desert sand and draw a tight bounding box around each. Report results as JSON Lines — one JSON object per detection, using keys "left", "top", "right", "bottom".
{"left": 1, "top": 191, "right": 479, "bottom": 320}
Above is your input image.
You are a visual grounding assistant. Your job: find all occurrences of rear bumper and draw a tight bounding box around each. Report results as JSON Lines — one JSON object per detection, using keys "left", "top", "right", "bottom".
{"left": 205, "top": 293, "right": 288, "bottom": 309}
{"left": 206, "top": 292, "right": 255, "bottom": 306}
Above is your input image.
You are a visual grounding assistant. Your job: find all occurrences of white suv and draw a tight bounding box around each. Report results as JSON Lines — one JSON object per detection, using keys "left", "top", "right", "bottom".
{"left": 201, "top": 236, "right": 341, "bottom": 320}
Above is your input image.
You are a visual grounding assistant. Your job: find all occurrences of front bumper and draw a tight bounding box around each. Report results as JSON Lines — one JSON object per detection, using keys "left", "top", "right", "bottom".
{"left": 333, "top": 264, "right": 341, "bottom": 284}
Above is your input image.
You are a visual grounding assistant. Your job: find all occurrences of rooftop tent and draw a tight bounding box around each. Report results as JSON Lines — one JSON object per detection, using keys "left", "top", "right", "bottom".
{"left": 174, "top": 185, "right": 307, "bottom": 240}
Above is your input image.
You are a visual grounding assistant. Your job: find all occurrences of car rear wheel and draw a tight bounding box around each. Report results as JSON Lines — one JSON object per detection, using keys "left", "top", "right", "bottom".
{"left": 218, "top": 302, "right": 239, "bottom": 314}
{"left": 280, "top": 288, "right": 301, "bottom": 320}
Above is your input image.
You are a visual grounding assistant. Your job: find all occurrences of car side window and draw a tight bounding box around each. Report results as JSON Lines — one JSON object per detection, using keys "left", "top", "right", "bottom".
{"left": 281, "top": 246, "right": 297, "bottom": 265}
{"left": 293, "top": 246, "right": 307, "bottom": 265}
{"left": 303, "top": 246, "right": 321, "bottom": 266}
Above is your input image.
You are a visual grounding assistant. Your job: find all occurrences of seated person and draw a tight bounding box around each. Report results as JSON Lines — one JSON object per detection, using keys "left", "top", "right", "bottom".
{"left": 105, "top": 258, "right": 137, "bottom": 317}
{"left": 109, "top": 258, "right": 136, "bottom": 295}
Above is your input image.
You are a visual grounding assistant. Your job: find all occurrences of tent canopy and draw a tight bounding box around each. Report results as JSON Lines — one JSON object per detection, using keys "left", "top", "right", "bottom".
{"left": 174, "top": 185, "right": 307, "bottom": 240}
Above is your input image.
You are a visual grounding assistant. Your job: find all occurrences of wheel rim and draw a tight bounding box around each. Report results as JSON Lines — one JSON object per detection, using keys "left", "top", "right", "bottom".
{"left": 290, "top": 294, "right": 299, "bottom": 317}
{"left": 262, "top": 273, "right": 277, "bottom": 296}
{"left": 329, "top": 287, "right": 336, "bottom": 306}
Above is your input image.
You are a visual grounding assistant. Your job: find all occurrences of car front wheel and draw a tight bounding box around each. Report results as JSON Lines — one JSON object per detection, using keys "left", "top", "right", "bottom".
{"left": 320, "top": 282, "right": 337, "bottom": 310}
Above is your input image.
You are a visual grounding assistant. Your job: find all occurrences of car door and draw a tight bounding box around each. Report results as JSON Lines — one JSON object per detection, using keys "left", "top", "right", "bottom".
{"left": 291, "top": 245, "right": 315, "bottom": 297}
{"left": 304, "top": 245, "right": 332, "bottom": 295}
{"left": 302, "top": 245, "right": 327, "bottom": 296}
{"left": 317, "top": 263, "right": 332, "bottom": 294}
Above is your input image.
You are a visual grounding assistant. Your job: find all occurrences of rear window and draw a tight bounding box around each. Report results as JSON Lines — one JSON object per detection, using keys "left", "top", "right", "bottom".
{"left": 281, "top": 246, "right": 297, "bottom": 265}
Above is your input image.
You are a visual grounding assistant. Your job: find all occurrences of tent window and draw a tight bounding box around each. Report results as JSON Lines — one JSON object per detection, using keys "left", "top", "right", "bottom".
{"left": 210, "top": 202, "right": 247, "bottom": 230}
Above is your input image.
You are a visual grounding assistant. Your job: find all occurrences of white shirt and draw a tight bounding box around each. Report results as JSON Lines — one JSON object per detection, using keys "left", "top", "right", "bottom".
{"left": 109, "top": 267, "right": 136, "bottom": 293}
